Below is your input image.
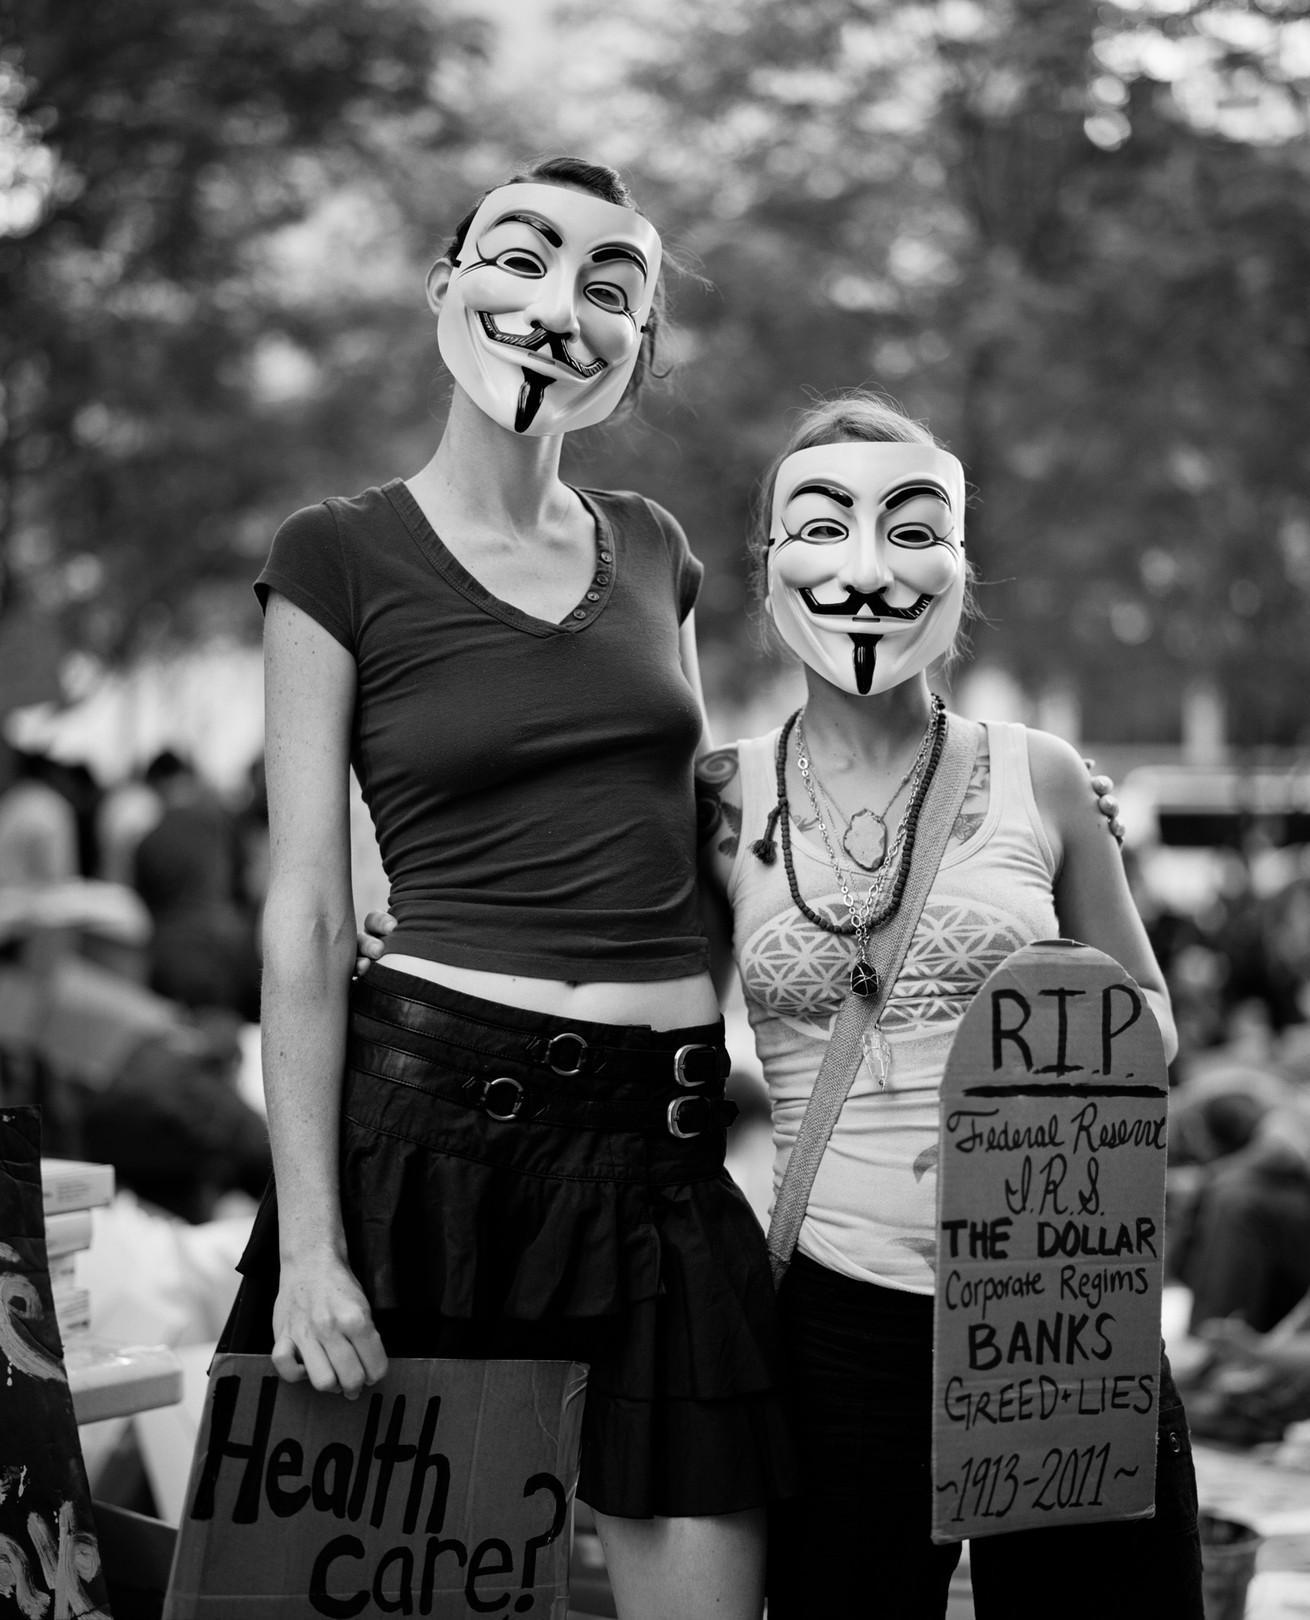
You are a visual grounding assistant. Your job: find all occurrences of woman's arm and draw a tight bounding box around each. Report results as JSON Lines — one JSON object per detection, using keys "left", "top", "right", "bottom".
{"left": 695, "top": 741, "right": 743, "bottom": 998}
{"left": 679, "top": 611, "right": 714, "bottom": 756}
{"left": 1027, "top": 728, "right": 1178, "bottom": 1063}
{"left": 262, "top": 591, "right": 387, "bottom": 1396}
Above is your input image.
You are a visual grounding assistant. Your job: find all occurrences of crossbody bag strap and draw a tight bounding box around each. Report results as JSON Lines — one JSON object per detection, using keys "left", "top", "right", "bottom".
{"left": 765, "top": 712, "right": 982, "bottom": 1287}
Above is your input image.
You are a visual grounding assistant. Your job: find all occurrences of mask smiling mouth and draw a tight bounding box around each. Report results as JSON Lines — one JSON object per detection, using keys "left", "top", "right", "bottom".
{"left": 477, "top": 312, "right": 607, "bottom": 380}
{"left": 799, "top": 586, "right": 933, "bottom": 622}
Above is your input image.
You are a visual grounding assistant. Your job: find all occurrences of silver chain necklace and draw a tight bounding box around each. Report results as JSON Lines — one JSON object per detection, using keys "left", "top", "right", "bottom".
{"left": 795, "top": 714, "right": 933, "bottom": 994}
{"left": 795, "top": 715, "right": 937, "bottom": 1085}
{"left": 804, "top": 742, "right": 923, "bottom": 872}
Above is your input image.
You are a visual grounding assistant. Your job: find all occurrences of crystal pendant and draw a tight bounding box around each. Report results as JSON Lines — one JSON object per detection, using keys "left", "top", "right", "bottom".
{"left": 862, "top": 1026, "right": 893, "bottom": 1090}
{"left": 850, "top": 955, "right": 878, "bottom": 997}
{"left": 842, "top": 809, "right": 887, "bottom": 871}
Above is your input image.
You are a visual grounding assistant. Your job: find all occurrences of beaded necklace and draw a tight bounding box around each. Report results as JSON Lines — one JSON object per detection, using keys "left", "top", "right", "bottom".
{"left": 796, "top": 708, "right": 937, "bottom": 994}
{"left": 753, "top": 695, "right": 948, "bottom": 1001}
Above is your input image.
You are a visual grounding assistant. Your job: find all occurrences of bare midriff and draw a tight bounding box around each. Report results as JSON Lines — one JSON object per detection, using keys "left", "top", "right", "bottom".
{"left": 382, "top": 954, "right": 720, "bottom": 1031}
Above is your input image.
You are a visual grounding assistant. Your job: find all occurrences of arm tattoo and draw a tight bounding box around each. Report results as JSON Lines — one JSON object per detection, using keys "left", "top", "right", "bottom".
{"left": 695, "top": 747, "right": 742, "bottom": 858}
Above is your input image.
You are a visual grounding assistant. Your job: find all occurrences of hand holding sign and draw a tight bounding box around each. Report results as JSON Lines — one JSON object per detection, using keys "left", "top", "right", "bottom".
{"left": 272, "top": 1250, "right": 389, "bottom": 1400}
{"left": 931, "top": 940, "right": 1169, "bottom": 1543}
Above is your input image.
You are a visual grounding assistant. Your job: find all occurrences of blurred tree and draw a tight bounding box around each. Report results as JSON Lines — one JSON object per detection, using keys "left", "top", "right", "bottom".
{"left": 561, "top": 0, "right": 1310, "bottom": 743}
{"left": 0, "top": 0, "right": 488, "bottom": 663}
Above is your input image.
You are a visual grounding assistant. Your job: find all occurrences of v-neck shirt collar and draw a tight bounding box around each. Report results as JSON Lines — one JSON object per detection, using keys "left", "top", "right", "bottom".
{"left": 383, "top": 477, "right": 616, "bottom": 638}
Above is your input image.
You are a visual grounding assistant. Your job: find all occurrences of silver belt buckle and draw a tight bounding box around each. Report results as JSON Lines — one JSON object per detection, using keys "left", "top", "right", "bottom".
{"left": 673, "top": 1043, "right": 717, "bottom": 1088}
{"left": 667, "top": 1095, "right": 706, "bottom": 1139}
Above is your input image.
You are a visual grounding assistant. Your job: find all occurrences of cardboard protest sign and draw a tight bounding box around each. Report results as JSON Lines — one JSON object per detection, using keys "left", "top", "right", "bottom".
{"left": 931, "top": 941, "right": 1168, "bottom": 1543}
{"left": 0, "top": 1106, "right": 113, "bottom": 1619}
{"left": 164, "top": 1355, "right": 587, "bottom": 1619}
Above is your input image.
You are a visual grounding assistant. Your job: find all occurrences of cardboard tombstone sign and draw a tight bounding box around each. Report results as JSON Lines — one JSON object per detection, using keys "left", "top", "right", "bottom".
{"left": 931, "top": 941, "right": 1168, "bottom": 1543}
{"left": 0, "top": 1106, "right": 112, "bottom": 1619}
{"left": 164, "top": 1355, "right": 587, "bottom": 1619}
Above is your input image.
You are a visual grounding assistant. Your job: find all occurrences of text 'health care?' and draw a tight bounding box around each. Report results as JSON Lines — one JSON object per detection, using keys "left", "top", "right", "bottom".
{"left": 165, "top": 1355, "right": 586, "bottom": 1620}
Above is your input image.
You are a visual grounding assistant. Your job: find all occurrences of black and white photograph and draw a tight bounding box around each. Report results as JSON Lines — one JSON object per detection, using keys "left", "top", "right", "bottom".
{"left": 1, "top": 0, "right": 1309, "bottom": 1614}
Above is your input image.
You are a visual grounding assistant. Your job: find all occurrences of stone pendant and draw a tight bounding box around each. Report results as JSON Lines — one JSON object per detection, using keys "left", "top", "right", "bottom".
{"left": 843, "top": 809, "right": 887, "bottom": 871}
{"left": 850, "top": 955, "right": 879, "bottom": 998}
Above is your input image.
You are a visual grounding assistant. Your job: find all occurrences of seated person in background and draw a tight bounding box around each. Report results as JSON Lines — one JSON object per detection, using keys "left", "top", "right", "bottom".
{"left": 82, "top": 1025, "right": 270, "bottom": 1224}
{"left": 1181, "top": 1095, "right": 1310, "bottom": 1336}
{"left": 1179, "top": 1290, "right": 1310, "bottom": 1448}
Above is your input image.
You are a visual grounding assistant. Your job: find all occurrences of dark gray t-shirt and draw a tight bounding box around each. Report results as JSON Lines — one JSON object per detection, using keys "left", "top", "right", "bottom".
{"left": 256, "top": 479, "right": 709, "bottom": 981}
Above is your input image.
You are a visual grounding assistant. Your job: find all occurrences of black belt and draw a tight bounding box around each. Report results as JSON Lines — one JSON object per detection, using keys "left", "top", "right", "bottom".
{"left": 520, "top": 1029, "right": 732, "bottom": 1087}
{"left": 347, "top": 1034, "right": 738, "bottom": 1139}
{"left": 352, "top": 974, "right": 731, "bottom": 1090}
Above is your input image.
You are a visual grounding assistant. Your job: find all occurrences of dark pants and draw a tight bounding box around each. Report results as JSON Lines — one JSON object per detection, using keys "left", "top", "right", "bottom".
{"left": 768, "top": 1254, "right": 1204, "bottom": 1620}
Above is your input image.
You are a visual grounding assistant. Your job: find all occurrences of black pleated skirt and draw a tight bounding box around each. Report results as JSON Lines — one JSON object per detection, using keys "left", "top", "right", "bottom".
{"left": 222, "top": 964, "right": 796, "bottom": 1519}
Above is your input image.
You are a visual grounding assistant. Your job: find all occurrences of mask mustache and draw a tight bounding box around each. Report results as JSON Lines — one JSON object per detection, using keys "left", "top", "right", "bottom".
{"left": 478, "top": 313, "right": 607, "bottom": 379}
{"left": 800, "top": 586, "right": 933, "bottom": 622}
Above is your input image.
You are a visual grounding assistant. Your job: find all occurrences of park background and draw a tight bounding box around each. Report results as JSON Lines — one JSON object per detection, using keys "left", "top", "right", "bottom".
{"left": 4, "top": 0, "right": 1310, "bottom": 784}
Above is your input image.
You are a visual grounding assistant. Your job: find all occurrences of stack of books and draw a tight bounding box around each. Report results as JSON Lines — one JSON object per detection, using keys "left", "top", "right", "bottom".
{"left": 41, "top": 1156, "right": 115, "bottom": 1348}
{"left": 38, "top": 1155, "right": 184, "bottom": 1425}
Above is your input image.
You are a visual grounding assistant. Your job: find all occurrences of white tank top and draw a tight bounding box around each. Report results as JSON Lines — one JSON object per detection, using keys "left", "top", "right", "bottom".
{"left": 728, "top": 719, "right": 1059, "bottom": 1294}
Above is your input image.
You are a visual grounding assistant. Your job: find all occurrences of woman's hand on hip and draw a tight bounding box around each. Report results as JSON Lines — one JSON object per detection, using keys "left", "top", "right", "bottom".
{"left": 356, "top": 909, "right": 396, "bottom": 975}
{"left": 272, "top": 1253, "right": 389, "bottom": 1398}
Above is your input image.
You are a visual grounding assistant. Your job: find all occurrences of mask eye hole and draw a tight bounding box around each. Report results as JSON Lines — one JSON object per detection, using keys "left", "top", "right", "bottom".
{"left": 584, "top": 282, "right": 631, "bottom": 314}
{"left": 888, "top": 521, "right": 947, "bottom": 549}
{"left": 494, "top": 249, "right": 545, "bottom": 277}
{"left": 797, "top": 518, "right": 849, "bottom": 543}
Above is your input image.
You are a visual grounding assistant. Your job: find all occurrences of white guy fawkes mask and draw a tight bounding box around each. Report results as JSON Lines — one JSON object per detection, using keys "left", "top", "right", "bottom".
{"left": 436, "top": 182, "right": 663, "bottom": 436}
{"left": 766, "top": 441, "right": 967, "bottom": 696}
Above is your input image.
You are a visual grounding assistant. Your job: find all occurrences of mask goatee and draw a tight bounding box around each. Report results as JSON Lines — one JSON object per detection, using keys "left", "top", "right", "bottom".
{"left": 851, "top": 634, "right": 880, "bottom": 695}
{"left": 514, "top": 369, "right": 555, "bottom": 434}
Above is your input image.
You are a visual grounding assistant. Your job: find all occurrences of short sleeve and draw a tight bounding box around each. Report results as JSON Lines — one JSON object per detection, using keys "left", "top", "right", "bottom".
{"left": 254, "top": 502, "right": 355, "bottom": 652}
{"left": 643, "top": 498, "right": 704, "bottom": 623}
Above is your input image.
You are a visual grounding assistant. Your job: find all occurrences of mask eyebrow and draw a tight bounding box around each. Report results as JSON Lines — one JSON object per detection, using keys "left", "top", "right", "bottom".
{"left": 788, "top": 482, "right": 854, "bottom": 508}
{"left": 485, "top": 211, "right": 563, "bottom": 248}
{"left": 884, "top": 480, "right": 951, "bottom": 511}
{"left": 592, "top": 244, "right": 648, "bottom": 276}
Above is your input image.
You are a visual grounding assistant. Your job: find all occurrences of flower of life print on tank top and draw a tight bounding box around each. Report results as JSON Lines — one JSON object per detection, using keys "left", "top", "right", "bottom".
{"left": 739, "top": 891, "right": 1032, "bottom": 1045}
{"left": 741, "top": 893, "right": 1034, "bottom": 1286}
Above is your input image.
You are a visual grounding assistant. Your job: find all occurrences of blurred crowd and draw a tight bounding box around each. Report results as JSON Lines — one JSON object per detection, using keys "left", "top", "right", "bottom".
{"left": 1137, "top": 848, "right": 1310, "bottom": 1453}
{"left": 2, "top": 735, "right": 1309, "bottom": 1458}
{"left": 0, "top": 741, "right": 270, "bottom": 1224}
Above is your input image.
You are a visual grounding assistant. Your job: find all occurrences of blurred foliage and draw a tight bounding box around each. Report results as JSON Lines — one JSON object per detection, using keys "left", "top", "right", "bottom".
{"left": 3, "top": 0, "right": 1310, "bottom": 745}
{"left": 0, "top": 0, "right": 489, "bottom": 660}
{"left": 558, "top": 0, "right": 1310, "bottom": 742}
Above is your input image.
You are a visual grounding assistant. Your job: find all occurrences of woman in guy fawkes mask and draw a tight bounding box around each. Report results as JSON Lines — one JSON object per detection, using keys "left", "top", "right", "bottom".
{"left": 223, "top": 158, "right": 794, "bottom": 1619}
{"left": 694, "top": 394, "right": 1204, "bottom": 1620}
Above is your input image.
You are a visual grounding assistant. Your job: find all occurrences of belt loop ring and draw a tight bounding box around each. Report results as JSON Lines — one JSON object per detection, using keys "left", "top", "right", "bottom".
{"left": 546, "top": 1031, "right": 588, "bottom": 1077}
{"left": 483, "top": 1076, "right": 525, "bottom": 1121}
